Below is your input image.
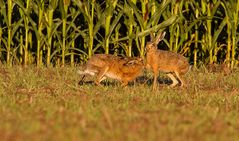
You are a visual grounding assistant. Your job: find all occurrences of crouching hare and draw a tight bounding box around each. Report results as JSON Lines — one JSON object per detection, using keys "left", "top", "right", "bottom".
{"left": 146, "top": 31, "right": 190, "bottom": 90}
{"left": 78, "top": 54, "right": 145, "bottom": 86}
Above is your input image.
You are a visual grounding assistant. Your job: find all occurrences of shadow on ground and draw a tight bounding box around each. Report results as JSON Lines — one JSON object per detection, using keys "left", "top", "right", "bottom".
{"left": 78, "top": 75, "right": 174, "bottom": 87}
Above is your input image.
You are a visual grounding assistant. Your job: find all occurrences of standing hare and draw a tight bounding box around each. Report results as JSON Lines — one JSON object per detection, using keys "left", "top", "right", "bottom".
{"left": 78, "top": 54, "right": 145, "bottom": 86}
{"left": 146, "top": 31, "right": 190, "bottom": 90}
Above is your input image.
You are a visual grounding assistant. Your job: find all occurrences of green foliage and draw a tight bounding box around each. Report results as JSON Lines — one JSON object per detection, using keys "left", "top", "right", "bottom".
{"left": 0, "top": 0, "right": 238, "bottom": 67}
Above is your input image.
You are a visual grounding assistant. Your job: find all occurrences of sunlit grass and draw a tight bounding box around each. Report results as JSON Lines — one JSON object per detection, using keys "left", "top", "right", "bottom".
{"left": 0, "top": 66, "right": 239, "bottom": 141}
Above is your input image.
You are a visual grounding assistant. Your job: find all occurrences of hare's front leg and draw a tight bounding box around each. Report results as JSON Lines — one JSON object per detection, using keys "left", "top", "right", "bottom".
{"left": 79, "top": 75, "right": 86, "bottom": 85}
{"left": 95, "top": 67, "right": 109, "bottom": 85}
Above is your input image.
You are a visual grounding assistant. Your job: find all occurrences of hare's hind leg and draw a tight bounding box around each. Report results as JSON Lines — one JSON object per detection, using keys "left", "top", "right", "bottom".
{"left": 174, "top": 71, "right": 184, "bottom": 87}
{"left": 95, "top": 67, "right": 109, "bottom": 85}
{"left": 166, "top": 73, "right": 179, "bottom": 87}
{"left": 152, "top": 70, "right": 159, "bottom": 90}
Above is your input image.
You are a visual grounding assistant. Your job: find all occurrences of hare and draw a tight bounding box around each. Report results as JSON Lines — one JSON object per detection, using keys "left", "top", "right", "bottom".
{"left": 146, "top": 31, "right": 190, "bottom": 90}
{"left": 78, "top": 54, "right": 145, "bottom": 86}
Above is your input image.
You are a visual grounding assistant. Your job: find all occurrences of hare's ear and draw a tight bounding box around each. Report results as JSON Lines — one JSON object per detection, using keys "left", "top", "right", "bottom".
{"left": 150, "top": 33, "right": 155, "bottom": 42}
{"left": 155, "top": 31, "right": 166, "bottom": 45}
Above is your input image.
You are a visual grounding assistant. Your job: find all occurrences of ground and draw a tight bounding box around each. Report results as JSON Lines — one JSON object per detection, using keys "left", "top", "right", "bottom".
{"left": 0, "top": 66, "right": 239, "bottom": 141}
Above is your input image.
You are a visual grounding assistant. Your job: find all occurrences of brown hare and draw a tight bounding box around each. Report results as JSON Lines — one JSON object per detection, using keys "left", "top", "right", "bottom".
{"left": 146, "top": 31, "right": 190, "bottom": 90}
{"left": 78, "top": 54, "right": 145, "bottom": 86}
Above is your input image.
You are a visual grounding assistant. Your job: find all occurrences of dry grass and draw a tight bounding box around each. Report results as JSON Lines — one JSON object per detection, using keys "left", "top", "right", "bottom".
{"left": 0, "top": 65, "right": 239, "bottom": 141}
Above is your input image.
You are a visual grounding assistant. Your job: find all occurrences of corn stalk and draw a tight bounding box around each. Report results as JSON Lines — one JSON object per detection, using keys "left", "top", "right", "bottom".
{"left": 45, "top": 0, "right": 58, "bottom": 66}
{"left": 127, "top": 0, "right": 174, "bottom": 57}
{"left": 59, "top": 0, "right": 70, "bottom": 67}
{"left": 0, "top": 27, "right": 2, "bottom": 59}
{"left": 200, "top": 0, "right": 225, "bottom": 64}
{"left": 7, "top": 0, "right": 13, "bottom": 66}
{"left": 123, "top": 0, "right": 136, "bottom": 57}
{"left": 73, "top": 0, "right": 102, "bottom": 58}
{"left": 32, "top": 0, "right": 45, "bottom": 67}
{"left": 168, "top": 0, "right": 181, "bottom": 52}
{"left": 0, "top": 0, "right": 6, "bottom": 62}
{"left": 16, "top": 0, "right": 31, "bottom": 66}
{"left": 68, "top": 8, "right": 86, "bottom": 66}
{"left": 103, "top": 0, "right": 118, "bottom": 54}
{"left": 222, "top": 0, "right": 239, "bottom": 68}
{"left": 194, "top": 4, "right": 199, "bottom": 68}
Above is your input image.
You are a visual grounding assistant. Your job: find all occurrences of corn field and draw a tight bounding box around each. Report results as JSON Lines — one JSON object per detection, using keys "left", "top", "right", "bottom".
{"left": 0, "top": 0, "right": 238, "bottom": 67}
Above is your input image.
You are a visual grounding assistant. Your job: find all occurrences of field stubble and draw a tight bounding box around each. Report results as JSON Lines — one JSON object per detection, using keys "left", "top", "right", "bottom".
{"left": 0, "top": 66, "right": 239, "bottom": 141}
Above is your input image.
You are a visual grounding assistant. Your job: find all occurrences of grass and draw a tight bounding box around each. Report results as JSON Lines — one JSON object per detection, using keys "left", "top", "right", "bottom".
{"left": 0, "top": 65, "right": 239, "bottom": 141}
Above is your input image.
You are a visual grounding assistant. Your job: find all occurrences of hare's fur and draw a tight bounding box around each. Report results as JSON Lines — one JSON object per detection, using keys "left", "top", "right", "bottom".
{"left": 146, "top": 32, "right": 190, "bottom": 90}
{"left": 78, "top": 54, "right": 144, "bottom": 86}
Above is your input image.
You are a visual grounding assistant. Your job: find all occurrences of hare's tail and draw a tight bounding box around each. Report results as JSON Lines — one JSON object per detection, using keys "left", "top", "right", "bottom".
{"left": 77, "top": 69, "right": 96, "bottom": 76}
{"left": 77, "top": 70, "right": 86, "bottom": 75}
